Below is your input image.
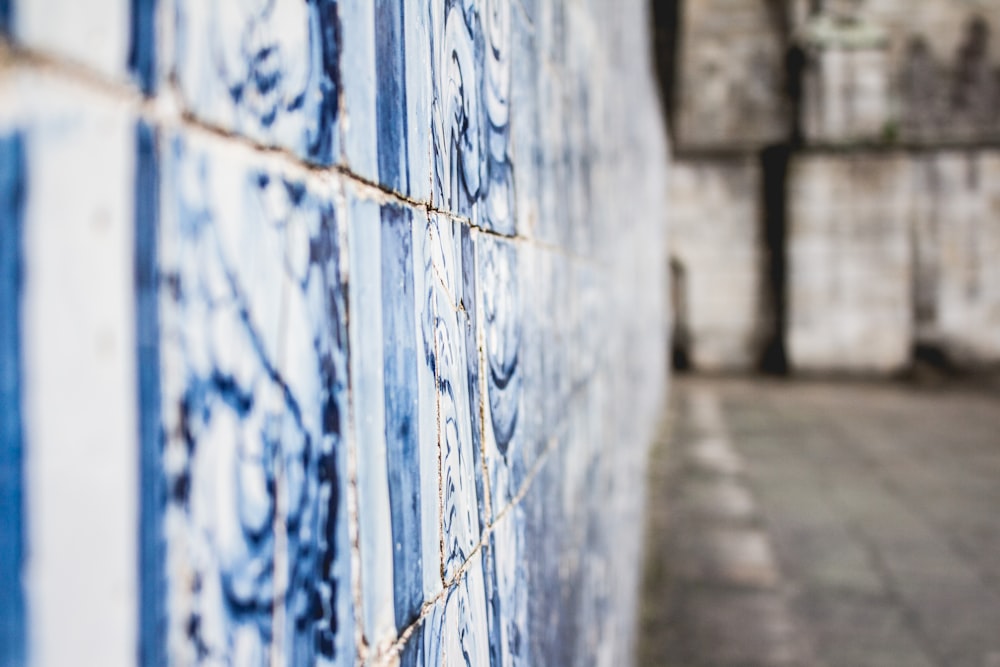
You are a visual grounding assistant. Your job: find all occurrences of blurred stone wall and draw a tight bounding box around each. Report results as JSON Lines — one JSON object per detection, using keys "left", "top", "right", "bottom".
{"left": 0, "top": 1, "right": 670, "bottom": 666}
{"left": 667, "top": 0, "right": 1000, "bottom": 374}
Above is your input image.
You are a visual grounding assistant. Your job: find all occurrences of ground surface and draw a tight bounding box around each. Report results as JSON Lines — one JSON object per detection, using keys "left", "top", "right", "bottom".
{"left": 639, "top": 377, "right": 1000, "bottom": 667}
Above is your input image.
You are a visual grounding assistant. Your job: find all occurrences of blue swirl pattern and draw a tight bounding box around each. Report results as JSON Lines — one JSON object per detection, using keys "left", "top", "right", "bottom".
{"left": 159, "top": 137, "right": 352, "bottom": 665}
{"left": 0, "top": 1, "right": 669, "bottom": 665}
{"left": 174, "top": 0, "right": 340, "bottom": 164}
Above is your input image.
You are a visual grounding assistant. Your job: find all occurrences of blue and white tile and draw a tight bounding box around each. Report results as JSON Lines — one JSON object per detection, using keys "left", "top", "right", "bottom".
{"left": 457, "top": 224, "right": 491, "bottom": 534}
{"left": 377, "top": 201, "right": 438, "bottom": 633}
{"left": 508, "top": 243, "right": 548, "bottom": 470}
{"left": 509, "top": 2, "right": 541, "bottom": 238}
{"left": 533, "top": 58, "right": 569, "bottom": 249}
{"left": 7, "top": 0, "right": 155, "bottom": 90}
{"left": 564, "top": 4, "right": 599, "bottom": 258}
{"left": 337, "top": 0, "right": 378, "bottom": 181}
{"left": 338, "top": 0, "right": 432, "bottom": 200}
{"left": 422, "top": 214, "right": 483, "bottom": 581}
{"left": 427, "top": 0, "right": 515, "bottom": 234}
{"left": 402, "top": 1, "right": 433, "bottom": 204}
{"left": 345, "top": 187, "right": 397, "bottom": 656}
{"left": 370, "top": 0, "right": 409, "bottom": 194}
{"left": 173, "top": 0, "right": 339, "bottom": 164}
{"left": 438, "top": 551, "right": 491, "bottom": 667}
{"left": 533, "top": 249, "right": 572, "bottom": 440}
{"left": 428, "top": 0, "right": 484, "bottom": 220}
{"left": 0, "top": 129, "right": 25, "bottom": 667}
{"left": 411, "top": 209, "right": 444, "bottom": 602}
{"left": 518, "top": 428, "right": 571, "bottom": 665}
{"left": 159, "top": 132, "right": 353, "bottom": 666}
{"left": 0, "top": 74, "right": 141, "bottom": 667}
{"left": 480, "top": 0, "right": 516, "bottom": 236}
{"left": 489, "top": 500, "right": 529, "bottom": 667}
{"left": 397, "top": 551, "right": 492, "bottom": 667}
{"left": 476, "top": 233, "right": 524, "bottom": 516}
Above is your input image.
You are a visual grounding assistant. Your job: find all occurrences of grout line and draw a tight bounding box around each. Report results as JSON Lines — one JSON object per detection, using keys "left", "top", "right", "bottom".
{"left": 0, "top": 44, "right": 610, "bottom": 268}
{"left": 1, "top": 32, "right": 656, "bottom": 662}
{"left": 432, "top": 267, "right": 447, "bottom": 593}
{"left": 472, "top": 233, "right": 497, "bottom": 544}
{"left": 369, "top": 430, "right": 561, "bottom": 665}
{"left": 337, "top": 186, "right": 371, "bottom": 665}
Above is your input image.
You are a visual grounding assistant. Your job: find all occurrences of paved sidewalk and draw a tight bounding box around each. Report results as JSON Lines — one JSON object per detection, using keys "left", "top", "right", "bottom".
{"left": 639, "top": 377, "right": 1000, "bottom": 667}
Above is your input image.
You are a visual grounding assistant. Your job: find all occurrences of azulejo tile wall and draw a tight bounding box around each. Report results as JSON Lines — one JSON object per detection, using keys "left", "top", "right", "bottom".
{"left": 0, "top": 0, "right": 669, "bottom": 665}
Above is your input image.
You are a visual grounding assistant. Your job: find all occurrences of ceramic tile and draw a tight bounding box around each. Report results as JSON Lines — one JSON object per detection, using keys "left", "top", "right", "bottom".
{"left": 346, "top": 189, "right": 396, "bottom": 652}
{"left": 173, "top": 0, "right": 340, "bottom": 164}
{"left": 422, "top": 214, "right": 483, "bottom": 581}
{"left": 10, "top": 0, "right": 154, "bottom": 89}
{"left": 159, "top": 133, "right": 353, "bottom": 665}
{"left": 378, "top": 201, "right": 436, "bottom": 630}
{"left": 338, "top": 0, "right": 378, "bottom": 181}
{"left": 0, "top": 79, "right": 142, "bottom": 667}
{"left": 0, "top": 131, "right": 25, "bottom": 667}
{"left": 0, "top": 1, "right": 673, "bottom": 664}
{"left": 476, "top": 233, "right": 524, "bottom": 516}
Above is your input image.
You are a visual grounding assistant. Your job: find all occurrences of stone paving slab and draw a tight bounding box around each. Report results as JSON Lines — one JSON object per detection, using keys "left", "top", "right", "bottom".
{"left": 640, "top": 377, "right": 1000, "bottom": 667}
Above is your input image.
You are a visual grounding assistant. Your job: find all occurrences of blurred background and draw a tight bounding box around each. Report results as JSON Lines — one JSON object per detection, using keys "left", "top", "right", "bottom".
{"left": 640, "top": 2, "right": 1000, "bottom": 666}
{"left": 655, "top": 0, "right": 1000, "bottom": 378}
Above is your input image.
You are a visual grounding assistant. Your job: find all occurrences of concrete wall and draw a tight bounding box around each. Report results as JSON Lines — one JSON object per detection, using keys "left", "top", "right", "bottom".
{"left": 0, "top": 1, "right": 670, "bottom": 666}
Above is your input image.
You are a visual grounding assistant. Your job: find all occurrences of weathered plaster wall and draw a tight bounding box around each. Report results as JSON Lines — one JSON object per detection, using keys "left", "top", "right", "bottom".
{"left": 789, "top": 0, "right": 1000, "bottom": 371}
{"left": 0, "top": 1, "right": 670, "bottom": 666}
{"left": 789, "top": 149, "right": 1000, "bottom": 373}
{"left": 786, "top": 152, "right": 913, "bottom": 374}
{"left": 673, "top": 0, "right": 790, "bottom": 151}
{"left": 667, "top": 0, "right": 786, "bottom": 374}
{"left": 795, "top": 0, "right": 1000, "bottom": 145}
{"left": 669, "top": 158, "right": 770, "bottom": 371}
{"left": 667, "top": 0, "right": 1000, "bottom": 374}
{"left": 911, "top": 150, "right": 1000, "bottom": 365}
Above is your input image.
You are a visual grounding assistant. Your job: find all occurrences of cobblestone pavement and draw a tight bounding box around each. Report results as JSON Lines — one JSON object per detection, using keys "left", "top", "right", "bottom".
{"left": 639, "top": 377, "right": 1000, "bottom": 667}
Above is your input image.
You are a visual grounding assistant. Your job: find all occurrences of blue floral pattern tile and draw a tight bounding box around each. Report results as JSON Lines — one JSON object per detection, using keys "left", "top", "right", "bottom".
{"left": 344, "top": 191, "right": 396, "bottom": 652}
{"left": 423, "top": 214, "right": 483, "bottom": 582}
{"left": 0, "top": 0, "right": 670, "bottom": 664}
{"left": 5, "top": 0, "right": 155, "bottom": 90}
{"left": 173, "top": 0, "right": 340, "bottom": 164}
{"left": 428, "top": 0, "right": 514, "bottom": 236}
{"left": 159, "top": 134, "right": 352, "bottom": 665}
{"left": 476, "top": 232, "right": 530, "bottom": 520}
{"left": 378, "top": 201, "right": 432, "bottom": 631}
